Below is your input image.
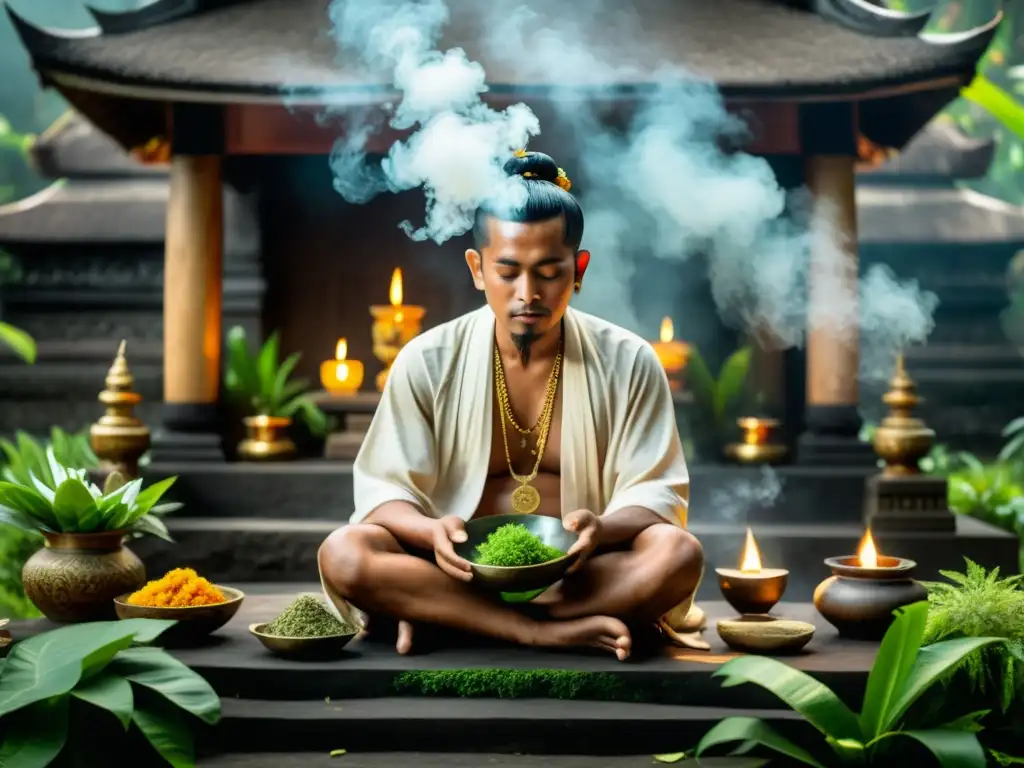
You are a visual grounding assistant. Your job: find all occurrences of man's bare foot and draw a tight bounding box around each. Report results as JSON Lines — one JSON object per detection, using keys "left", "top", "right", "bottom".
{"left": 536, "top": 616, "right": 632, "bottom": 660}
{"left": 396, "top": 620, "right": 415, "bottom": 655}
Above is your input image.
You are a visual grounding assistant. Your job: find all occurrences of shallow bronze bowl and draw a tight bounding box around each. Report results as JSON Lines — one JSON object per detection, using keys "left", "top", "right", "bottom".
{"left": 114, "top": 586, "right": 244, "bottom": 646}
{"left": 455, "top": 514, "right": 579, "bottom": 594}
{"left": 249, "top": 622, "right": 358, "bottom": 661}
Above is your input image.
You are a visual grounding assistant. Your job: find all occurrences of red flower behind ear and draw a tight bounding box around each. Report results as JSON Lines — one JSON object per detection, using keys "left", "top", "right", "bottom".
{"left": 576, "top": 250, "right": 591, "bottom": 278}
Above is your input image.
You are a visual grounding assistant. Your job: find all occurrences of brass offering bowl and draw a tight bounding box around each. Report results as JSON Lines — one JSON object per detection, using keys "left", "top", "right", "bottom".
{"left": 114, "top": 586, "right": 245, "bottom": 646}
{"left": 813, "top": 556, "right": 927, "bottom": 640}
{"left": 249, "top": 622, "right": 358, "bottom": 661}
{"left": 716, "top": 567, "right": 788, "bottom": 615}
{"left": 725, "top": 417, "right": 788, "bottom": 464}
{"left": 717, "top": 615, "right": 815, "bottom": 654}
{"left": 455, "top": 514, "right": 579, "bottom": 595}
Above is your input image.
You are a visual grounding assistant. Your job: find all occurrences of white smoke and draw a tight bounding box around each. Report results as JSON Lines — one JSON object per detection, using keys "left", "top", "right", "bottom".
{"left": 324, "top": 0, "right": 939, "bottom": 380}
{"left": 710, "top": 466, "right": 784, "bottom": 522}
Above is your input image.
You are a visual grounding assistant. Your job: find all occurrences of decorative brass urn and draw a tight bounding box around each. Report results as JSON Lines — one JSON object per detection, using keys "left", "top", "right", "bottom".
{"left": 871, "top": 353, "right": 934, "bottom": 476}
{"left": 237, "top": 415, "right": 296, "bottom": 460}
{"left": 22, "top": 530, "right": 146, "bottom": 623}
{"left": 90, "top": 340, "right": 150, "bottom": 480}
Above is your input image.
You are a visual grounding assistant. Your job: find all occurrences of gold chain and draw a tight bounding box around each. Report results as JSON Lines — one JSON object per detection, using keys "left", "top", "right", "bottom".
{"left": 494, "top": 341, "right": 562, "bottom": 486}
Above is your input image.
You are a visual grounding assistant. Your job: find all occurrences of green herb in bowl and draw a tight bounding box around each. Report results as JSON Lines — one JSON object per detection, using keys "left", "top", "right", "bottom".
{"left": 473, "top": 523, "right": 565, "bottom": 567}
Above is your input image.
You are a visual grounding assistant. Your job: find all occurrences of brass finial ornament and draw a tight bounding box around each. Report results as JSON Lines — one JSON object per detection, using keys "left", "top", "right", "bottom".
{"left": 871, "top": 353, "right": 935, "bottom": 476}
{"left": 90, "top": 340, "right": 151, "bottom": 479}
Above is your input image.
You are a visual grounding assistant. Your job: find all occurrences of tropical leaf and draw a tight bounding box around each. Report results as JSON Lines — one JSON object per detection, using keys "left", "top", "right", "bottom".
{"left": 684, "top": 347, "right": 716, "bottom": 414}
{"left": 712, "top": 655, "right": 862, "bottom": 741}
{"left": 963, "top": 73, "right": 1024, "bottom": 142}
{"left": 132, "top": 476, "right": 176, "bottom": 516}
{"left": 714, "top": 346, "right": 751, "bottom": 422}
{"left": 270, "top": 350, "right": 301, "bottom": 405}
{"left": 225, "top": 326, "right": 260, "bottom": 395}
{"left": 72, "top": 670, "right": 134, "bottom": 729}
{"left": 860, "top": 601, "right": 929, "bottom": 739}
{"left": 131, "top": 513, "right": 173, "bottom": 543}
{"left": 257, "top": 331, "right": 281, "bottom": 399}
{"left": 0, "top": 321, "right": 36, "bottom": 364}
{"left": 131, "top": 697, "right": 196, "bottom": 768}
{"left": 109, "top": 646, "right": 221, "bottom": 725}
{"left": 0, "top": 695, "right": 69, "bottom": 768}
{"left": 874, "top": 728, "right": 987, "bottom": 768}
{"left": 885, "top": 636, "right": 1007, "bottom": 730}
{"left": 694, "top": 716, "right": 827, "bottom": 768}
{"left": 52, "top": 477, "right": 99, "bottom": 533}
{"left": 0, "top": 482, "right": 57, "bottom": 530}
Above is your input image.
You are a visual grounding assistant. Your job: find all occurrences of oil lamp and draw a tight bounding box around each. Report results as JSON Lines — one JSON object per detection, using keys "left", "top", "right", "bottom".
{"left": 715, "top": 527, "right": 789, "bottom": 616}
{"left": 813, "top": 529, "right": 927, "bottom": 640}
{"left": 320, "top": 338, "right": 364, "bottom": 396}
{"left": 370, "top": 268, "right": 425, "bottom": 392}
{"left": 725, "top": 417, "right": 787, "bottom": 464}
{"left": 651, "top": 317, "right": 690, "bottom": 391}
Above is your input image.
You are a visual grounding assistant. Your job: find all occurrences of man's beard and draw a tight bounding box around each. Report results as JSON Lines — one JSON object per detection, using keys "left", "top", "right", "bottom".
{"left": 510, "top": 327, "right": 541, "bottom": 366}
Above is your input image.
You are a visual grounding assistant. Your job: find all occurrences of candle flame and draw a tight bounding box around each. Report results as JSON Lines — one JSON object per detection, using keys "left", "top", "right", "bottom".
{"left": 660, "top": 317, "right": 673, "bottom": 343}
{"left": 389, "top": 268, "right": 403, "bottom": 307}
{"left": 858, "top": 529, "right": 879, "bottom": 568}
{"left": 335, "top": 338, "right": 347, "bottom": 361}
{"left": 740, "top": 527, "right": 762, "bottom": 574}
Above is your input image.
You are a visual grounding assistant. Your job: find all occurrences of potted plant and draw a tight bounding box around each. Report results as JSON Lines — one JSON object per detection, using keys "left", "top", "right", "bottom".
{"left": 0, "top": 618, "right": 220, "bottom": 766}
{"left": 691, "top": 600, "right": 1005, "bottom": 766}
{"left": 0, "top": 448, "right": 180, "bottom": 622}
{"left": 224, "top": 325, "right": 328, "bottom": 461}
{"left": 684, "top": 345, "right": 751, "bottom": 461}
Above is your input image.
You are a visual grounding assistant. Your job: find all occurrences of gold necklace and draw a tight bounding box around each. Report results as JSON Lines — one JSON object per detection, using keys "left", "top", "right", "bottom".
{"left": 494, "top": 341, "right": 562, "bottom": 514}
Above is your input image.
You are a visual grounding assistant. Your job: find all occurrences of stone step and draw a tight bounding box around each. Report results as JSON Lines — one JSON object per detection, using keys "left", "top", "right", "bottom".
{"left": 206, "top": 697, "right": 802, "bottom": 755}
{"left": 199, "top": 752, "right": 768, "bottom": 767}
{"left": 131, "top": 515, "right": 1020, "bottom": 603}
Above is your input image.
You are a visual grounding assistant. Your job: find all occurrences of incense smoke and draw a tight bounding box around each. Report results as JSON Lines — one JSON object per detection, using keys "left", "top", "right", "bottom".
{"left": 710, "top": 466, "right": 784, "bottom": 523}
{"left": 324, "top": 0, "right": 939, "bottom": 381}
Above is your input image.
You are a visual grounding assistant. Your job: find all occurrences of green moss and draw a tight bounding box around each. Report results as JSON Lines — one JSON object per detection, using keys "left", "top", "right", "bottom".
{"left": 392, "top": 669, "right": 630, "bottom": 700}
{"left": 473, "top": 523, "right": 563, "bottom": 567}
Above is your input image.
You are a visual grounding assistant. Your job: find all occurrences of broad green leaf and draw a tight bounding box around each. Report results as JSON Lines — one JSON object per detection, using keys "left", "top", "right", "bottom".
{"left": 0, "top": 619, "right": 174, "bottom": 718}
{"left": 131, "top": 513, "right": 174, "bottom": 543}
{"left": 132, "top": 700, "right": 196, "bottom": 768}
{"left": 257, "top": 331, "right": 281, "bottom": 398}
{"left": 885, "top": 636, "right": 1005, "bottom": 730}
{"left": 0, "top": 505, "right": 41, "bottom": 532}
{"left": 45, "top": 447, "right": 68, "bottom": 488}
{"left": 0, "top": 482, "right": 57, "bottom": 529}
{"left": 52, "top": 477, "right": 99, "bottom": 533}
{"left": 694, "top": 716, "right": 826, "bottom": 768}
{"left": 1001, "top": 416, "right": 1024, "bottom": 437}
{"left": 860, "top": 601, "right": 929, "bottom": 739}
{"left": 149, "top": 502, "right": 183, "bottom": 517}
{"left": 876, "top": 729, "right": 987, "bottom": 768}
{"left": 712, "top": 655, "right": 862, "bottom": 741}
{"left": 72, "top": 670, "right": 134, "bottom": 729}
{"left": 0, "top": 695, "right": 69, "bottom": 768}
{"left": 111, "top": 647, "right": 221, "bottom": 725}
{"left": 684, "top": 348, "right": 716, "bottom": 414}
{"left": 714, "top": 346, "right": 751, "bottom": 422}
{"left": 936, "top": 710, "right": 989, "bottom": 733}
{"left": 16, "top": 433, "right": 50, "bottom": 486}
{"left": 998, "top": 431, "right": 1024, "bottom": 462}
{"left": 962, "top": 74, "right": 1024, "bottom": 142}
{"left": 271, "top": 350, "right": 302, "bottom": 404}
{"left": 132, "top": 476, "right": 177, "bottom": 517}
{"left": 0, "top": 321, "right": 36, "bottom": 364}
{"left": 225, "top": 326, "right": 260, "bottom": 395}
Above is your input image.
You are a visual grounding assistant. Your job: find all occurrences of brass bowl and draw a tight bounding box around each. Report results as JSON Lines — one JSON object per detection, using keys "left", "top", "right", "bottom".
{"left": 114, "top": 586, "right": 244, "bottom": 646}
{"left": 249, "top": 622, "right": 358, "bottom": 661}
{"left": 717, "top": 615, "right": 815, "bottom": 654}
{"left": 454, "top": 514, "right": 579, "bottom": 594}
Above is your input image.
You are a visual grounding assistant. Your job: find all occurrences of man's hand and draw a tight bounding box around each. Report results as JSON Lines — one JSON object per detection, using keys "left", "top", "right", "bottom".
{"left": 432, "top": 515, "right": 474, "bottom": 582}
{"left": 563, "top": 509, "right": 601, "bottom": 574}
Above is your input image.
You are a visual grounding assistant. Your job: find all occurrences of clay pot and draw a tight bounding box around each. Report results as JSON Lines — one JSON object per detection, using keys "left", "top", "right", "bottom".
{"left": 237, "top": 415, "right": 296, "bottom": 461}
{"left": 22, "top": 531, "right": 146, "bottom": 623}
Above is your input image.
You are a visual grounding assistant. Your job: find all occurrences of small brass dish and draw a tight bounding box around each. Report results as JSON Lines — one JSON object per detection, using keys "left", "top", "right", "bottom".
{"left": 455, "top": 514, "right": 579, "bottom": 595}
{"left": 249, "top": 622, "right": 358, "bottom": 661}
{"left": 114, "top": 586, "right": 244, "bottom": 646}
{"left": 717, "top": 614, "right": 815, "bottom": 654}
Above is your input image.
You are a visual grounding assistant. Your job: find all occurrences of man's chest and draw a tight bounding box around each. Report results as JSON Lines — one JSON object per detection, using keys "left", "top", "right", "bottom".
{"left": 486, "top": 386, "right": 563, "bottom": 477}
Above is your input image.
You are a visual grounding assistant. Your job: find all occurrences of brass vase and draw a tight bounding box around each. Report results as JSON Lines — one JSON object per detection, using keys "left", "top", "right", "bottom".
{"left": 22, "top": 531, "right": 146, "bottom": 623}
{"left": 237, "top": 415, "right": 296, "bottom": 461}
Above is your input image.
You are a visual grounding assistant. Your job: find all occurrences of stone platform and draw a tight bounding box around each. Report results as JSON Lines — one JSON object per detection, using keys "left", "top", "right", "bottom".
{"left": 9, "top": 592, "right": 877, "bottom": 758}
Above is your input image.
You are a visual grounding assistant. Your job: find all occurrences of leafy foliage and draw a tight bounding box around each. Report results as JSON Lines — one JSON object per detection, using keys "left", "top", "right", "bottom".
{"left": 0, "top": 322, "right": 35, "bottom": 364}
{"left": 693, "top": 601, "right": 1004, "bottom": 767}
{"left": 223, "top": 325, "right": 328, "bottom": 436}
{"left": 685, "top": 345, "right": 751, "bottom": 431}
{"left": 0, "top": 447, "right": 178, "bottom": 542}
{"left": 1, "top": 428, "right": 98, "bottom": 488}
{"left": 920, "top": 559, "right": 1024, "bottom": 713}
{"left": 0, "top": 618, "right": 220, "bottom": 767}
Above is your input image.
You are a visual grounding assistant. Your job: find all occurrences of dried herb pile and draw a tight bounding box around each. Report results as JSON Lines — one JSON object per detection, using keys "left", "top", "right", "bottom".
{"left": 473, "top": 523, "right": 563, "bottom": 567}
{"left": 263, "top": 595, "right": 354, "bottom": 637}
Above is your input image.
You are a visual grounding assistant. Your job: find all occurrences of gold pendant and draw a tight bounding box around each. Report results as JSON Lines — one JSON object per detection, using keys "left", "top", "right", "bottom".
{"left": 510, "top": 483, "right": 541, "bottom": 515}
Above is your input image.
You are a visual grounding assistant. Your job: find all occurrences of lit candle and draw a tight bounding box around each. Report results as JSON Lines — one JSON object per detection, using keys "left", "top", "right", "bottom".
{"left": 651, "top": 317, "right": 690, "bottom": 377}
{"left": 856, "top": 529, "right": 879, "bottom": 568}
{"left": 370, "top": 268, "right": 426, "bottom": 392}
{"left": 715, "top": 527, "right": 789, "bottom": 616}
{"left": 320, "top": 338, "right": 364, "bottom": 395}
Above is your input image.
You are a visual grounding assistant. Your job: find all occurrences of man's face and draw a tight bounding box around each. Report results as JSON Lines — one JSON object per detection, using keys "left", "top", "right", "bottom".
{"left": 466, "top": 216, "right": 576, "bottom": 353}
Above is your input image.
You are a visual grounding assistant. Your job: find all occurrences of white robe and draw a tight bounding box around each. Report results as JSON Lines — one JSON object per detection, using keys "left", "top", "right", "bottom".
{"left": 350, "top": 305, "right": 690, "bottom": 526}
{"left": 322, "top": 305, "right": 702, "bottom": 638}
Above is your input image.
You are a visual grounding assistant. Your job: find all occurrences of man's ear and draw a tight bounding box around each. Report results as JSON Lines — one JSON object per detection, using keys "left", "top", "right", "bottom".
{"left": 575, "top": 250, "right": 591, "bottom": 284}
{"left": 465, "top": 249, "right": 485, "bottom": 291}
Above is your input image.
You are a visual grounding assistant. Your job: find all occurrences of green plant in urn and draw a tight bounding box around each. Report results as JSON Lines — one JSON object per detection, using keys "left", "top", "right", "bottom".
{"left": 0, "top": 447, "right": 181, "bottom": 622}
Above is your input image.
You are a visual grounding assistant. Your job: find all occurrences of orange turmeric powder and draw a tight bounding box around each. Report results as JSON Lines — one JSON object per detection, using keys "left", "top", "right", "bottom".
{"left": 126, "top": 567, "right": 226, "bottom": 607}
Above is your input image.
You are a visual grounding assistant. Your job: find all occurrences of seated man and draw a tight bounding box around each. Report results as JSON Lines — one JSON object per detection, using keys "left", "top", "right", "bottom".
{"left": 319, "top": 150, "right": 704, "bottom": 660}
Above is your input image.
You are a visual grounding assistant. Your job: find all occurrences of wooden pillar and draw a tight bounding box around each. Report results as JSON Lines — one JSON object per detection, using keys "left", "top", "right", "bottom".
{"left": 152, "top": 153, "right": 226, "bottom": 461}
{"left": 798, "top": 154, "right": 874, "bottom": 465}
